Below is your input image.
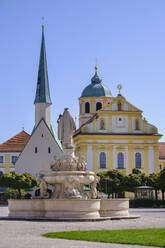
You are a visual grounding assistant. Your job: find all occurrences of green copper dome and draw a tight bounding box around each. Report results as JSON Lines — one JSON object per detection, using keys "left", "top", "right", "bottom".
{"left": 81, "top": 70, "right": 112, "bottom": 97}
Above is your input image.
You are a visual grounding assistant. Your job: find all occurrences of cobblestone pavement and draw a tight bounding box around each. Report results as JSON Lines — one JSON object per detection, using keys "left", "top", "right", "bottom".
{"left": 0, "top": 207, "right": 165, "bottom": 248}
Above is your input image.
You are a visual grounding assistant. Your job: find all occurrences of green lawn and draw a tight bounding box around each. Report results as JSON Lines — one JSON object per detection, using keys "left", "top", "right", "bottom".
{"left": 43, "top": 228, "right": 165, "bottom": 247}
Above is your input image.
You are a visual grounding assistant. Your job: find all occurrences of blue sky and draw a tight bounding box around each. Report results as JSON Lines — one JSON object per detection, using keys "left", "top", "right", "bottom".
{"left": 0, "top": 0, "right": 165, "bottom": 142}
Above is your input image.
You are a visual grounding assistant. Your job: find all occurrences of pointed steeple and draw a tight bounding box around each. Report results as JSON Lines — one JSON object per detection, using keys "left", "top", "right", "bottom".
{"left": 34, "top": 25, "right": 52, "bottom": 104}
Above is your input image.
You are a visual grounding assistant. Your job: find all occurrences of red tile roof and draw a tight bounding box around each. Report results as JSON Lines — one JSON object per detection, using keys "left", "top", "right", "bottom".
{"left": 0, "top": 131, "right": 30, "bottom": 152}
{"left": 159, "top": 142, "right": 165, "bottom": 160}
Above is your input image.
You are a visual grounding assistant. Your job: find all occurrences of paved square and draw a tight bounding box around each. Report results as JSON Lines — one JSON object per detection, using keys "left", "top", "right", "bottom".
{"left": 0, "top": 207, "right": 165, "bottom": 248}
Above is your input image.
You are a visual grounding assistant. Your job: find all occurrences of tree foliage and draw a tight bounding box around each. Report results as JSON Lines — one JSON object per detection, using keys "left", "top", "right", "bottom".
{"left": 0, "top": 172, "right": 37, "bottom": 198}
{"left": 97, "top": 168, "right": 165, "bottom": 199}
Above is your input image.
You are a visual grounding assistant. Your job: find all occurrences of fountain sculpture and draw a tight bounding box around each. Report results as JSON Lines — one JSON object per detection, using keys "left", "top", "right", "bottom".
{"left": 38, "top": 108, "right": 99, "bottom": 201}
{"left": 8, "top": 108, "right": 132, "bottom": 220}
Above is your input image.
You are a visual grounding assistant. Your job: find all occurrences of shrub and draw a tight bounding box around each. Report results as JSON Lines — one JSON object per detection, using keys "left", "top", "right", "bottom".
{"left": 129, "top": 199, "right": 165, "bottom": 208}
{"left": 4, "top": 188, "right": 26, "bottom": 200}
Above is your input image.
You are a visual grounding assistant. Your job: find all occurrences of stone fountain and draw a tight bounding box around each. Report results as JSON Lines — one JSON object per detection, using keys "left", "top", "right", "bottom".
{"left": 8, "top": 109, "right": 101, "bottom": 219}
{"left": 8, "top": 108, "right": 134, "bottom": 220}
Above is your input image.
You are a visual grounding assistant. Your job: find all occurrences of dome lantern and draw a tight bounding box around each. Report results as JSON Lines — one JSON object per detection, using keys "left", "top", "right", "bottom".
{"left": 81, "top": 67, "right": 112, "bottom": 97}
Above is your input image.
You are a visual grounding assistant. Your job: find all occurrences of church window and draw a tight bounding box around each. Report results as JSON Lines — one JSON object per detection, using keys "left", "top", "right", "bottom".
{"left": 35, "top": 147, "right": 38, "bottom": 153}
{"left": 11, "top": 156, "right": 18, "bottom": 164}
{"left": 135, "top": 152, "right": 142, "bottom": 168}
{"left": 99, "top": 152, "right": 106, "bottom": 168}
{"left": 0, "top": 156, "right": 4, "bottom": 164}
{"left": 135, "top": 120, "right": 140, "bottom": 130}
{"left": 100, "top": 120, "right": 105, "bottom": 130}
{"left": 85, "top": 102, "right": 90, "bottom": 113}
{"left": 48, "top": 147, "right": 51, "bottom": 153}
{"left": 96, "top": 102, "right": 102, "bottom": 111}
{"left": 118, "top": 102, "right": 122, "bottom": 111}
{"left": 117, "top": 152, "right": 124, "bottom": 169}
{"left": 41, "top": 134, "right": 44, "bottom": 138}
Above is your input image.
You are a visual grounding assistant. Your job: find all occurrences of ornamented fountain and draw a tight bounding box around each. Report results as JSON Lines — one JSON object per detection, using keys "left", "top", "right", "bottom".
{"left": 8, "top": 109, "right": 101, "bottom": 219}
{"left": 8, "top": 109, "right": 134, "bottom": 220}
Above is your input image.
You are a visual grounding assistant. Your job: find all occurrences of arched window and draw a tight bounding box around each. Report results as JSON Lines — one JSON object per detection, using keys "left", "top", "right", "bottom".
{"left": 135, "top": 152, "right": 141, "bottom": 168}
{"left": 96, "top": 102, "right": 102, "bottom": 111}
{"left": 35, "top": 147, "right": 38, "bottom": 154}
{"left": 118, "top": 102, "right": 122, "bottom": 111}
{"left": 85, "top": 102, "right": 90, "bottom": 113}
{"left": 117, "top": 152, "right": 124, "bottom": 169}
{"left": 48, "top": 147, "right": 51, "bottom": 154}
{"left": 135, "top": 120, "right": 139, "bottom": 130}
{"left": 99, "top": 152, "right": 106, "bottom": 168}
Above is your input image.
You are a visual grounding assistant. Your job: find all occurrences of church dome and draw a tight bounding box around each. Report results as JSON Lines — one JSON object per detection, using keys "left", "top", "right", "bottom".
{"left": 81, "top": 68, "right": 112, "bottom": 97}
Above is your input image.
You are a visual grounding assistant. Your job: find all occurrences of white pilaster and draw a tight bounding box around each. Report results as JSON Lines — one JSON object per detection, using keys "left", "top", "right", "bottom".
{"left": 87, "top": 146, "right": 93, "bottom": 171}
{"left": 148, "top": 146, "right": 154, "bottom": 174}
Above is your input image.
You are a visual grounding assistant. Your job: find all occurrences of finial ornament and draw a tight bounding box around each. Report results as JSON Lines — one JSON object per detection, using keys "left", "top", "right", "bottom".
{"left": 95, "top": 58, "right": 98, "bottom": 71}
{"left": 117, "top": 84, "right": 122, "bottom": 95}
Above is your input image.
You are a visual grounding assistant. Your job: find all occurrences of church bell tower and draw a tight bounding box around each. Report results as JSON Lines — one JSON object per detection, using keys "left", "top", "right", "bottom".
{"left": 34, "top": 25, "right": 52, "bottom": 128}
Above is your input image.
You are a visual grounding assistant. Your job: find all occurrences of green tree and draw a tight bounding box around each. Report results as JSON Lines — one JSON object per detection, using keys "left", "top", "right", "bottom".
{"left": 122, "top": 173, "right": 141, "bottom": 193}
{"left": 146, "top": 173, "right": 159, "bottom": 200}
{"left": 132, "top": 168, "right": 142, "bottom": 175}
{"left": 0, "top": 172, "right": 37, "bottom": 198}
{"left": 97, "top": 170, "right": 125, "bottom": 198}
{"left": 157, "top": 168, "right": 165, "bottom": 202}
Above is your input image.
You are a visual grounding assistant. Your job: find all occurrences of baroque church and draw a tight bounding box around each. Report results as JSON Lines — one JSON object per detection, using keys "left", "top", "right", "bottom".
{"left": 73, "top": 66, "right": 162, "bottom": 175}
{"left": 0, "top": 25, "right": 162, "bottom": 177}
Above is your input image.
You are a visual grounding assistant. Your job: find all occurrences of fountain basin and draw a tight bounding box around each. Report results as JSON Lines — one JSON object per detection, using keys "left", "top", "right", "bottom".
{"left": 8, "top": 199, "right": 100, "bottom": 219}
{"left": 100, "top": 199, "right": 129, "bottom": 217}
{"left": 44, "top": 171, "right": 95, "bottom": 184}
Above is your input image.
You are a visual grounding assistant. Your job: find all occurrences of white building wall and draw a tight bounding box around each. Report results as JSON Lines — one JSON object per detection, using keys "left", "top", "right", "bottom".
{"left": 112, "top": 116, "right": 128, "bottom": 132}
{"left": 16, "top": 120, "right": 63, "bottom": 177}
{"left": 35, "top": 103, "right": 51, "bottom": 128}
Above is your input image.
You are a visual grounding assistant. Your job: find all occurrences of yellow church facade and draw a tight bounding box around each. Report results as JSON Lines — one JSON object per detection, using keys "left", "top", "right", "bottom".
{"left": 74, "top": 67, "right": 162, "bottom": 175}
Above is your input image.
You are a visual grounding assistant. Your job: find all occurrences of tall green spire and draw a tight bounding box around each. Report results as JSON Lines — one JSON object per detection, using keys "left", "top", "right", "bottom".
{"left": 34, "top": 25, "right": 52, "bottom": 104}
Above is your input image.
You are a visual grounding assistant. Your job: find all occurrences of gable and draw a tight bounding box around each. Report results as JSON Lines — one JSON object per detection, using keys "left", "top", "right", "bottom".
{"left": 102, "top": 95, "right": 142, "bottom": 113}
{"left": 15, "top": 119, "right": 63, "bottom": 177}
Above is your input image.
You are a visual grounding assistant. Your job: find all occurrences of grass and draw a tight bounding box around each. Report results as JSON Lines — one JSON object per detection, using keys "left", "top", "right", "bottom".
{"left": 43, "top": 228, "right": 165, "bottom": 247}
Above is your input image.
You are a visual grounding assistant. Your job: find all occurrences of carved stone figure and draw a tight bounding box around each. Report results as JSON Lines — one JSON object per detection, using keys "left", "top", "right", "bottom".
{"left": 37, "top": 173, "right": 49, "bottom": 198}
{"left": 50, "top": 156, "right": 61, "bottom": 171}
{"left": 77, "top": 158, "right": 87, "bottom": 171}
{"left": 38, "top": 108, "right": 99, "bottom": 200}
{"left": 90, "top": 176, "right": 100, "bottom": 199}
{"left": 57, "top": 114, "right": 63, "bottom": 142}
{"left": 59, "top": 108, "right": 76, "bottom": 149}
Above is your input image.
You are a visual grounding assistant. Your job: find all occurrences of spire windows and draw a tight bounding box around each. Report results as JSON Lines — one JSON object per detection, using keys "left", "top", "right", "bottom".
{"left": 96, "top": 102, "right": 102, "bottom": 111}
{"left": 85, "top": 102, "right": 90, "bottom": 113}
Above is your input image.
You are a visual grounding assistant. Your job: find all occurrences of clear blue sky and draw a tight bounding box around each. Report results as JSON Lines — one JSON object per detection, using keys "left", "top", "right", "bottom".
{"left": 0, "top": 0, "right": 165, "bottom": 142}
